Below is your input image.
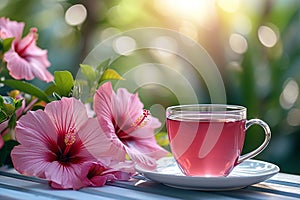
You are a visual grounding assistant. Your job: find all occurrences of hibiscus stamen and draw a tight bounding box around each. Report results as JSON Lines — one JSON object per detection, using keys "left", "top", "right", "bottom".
{"left": 118, "top": 110, "right": 151, "bottom": 137}
{"left": 63, "top": 127, "right": 76, "bottom": 156}
{"left": 132, "top": 109, "right": 151, "bottom": 128}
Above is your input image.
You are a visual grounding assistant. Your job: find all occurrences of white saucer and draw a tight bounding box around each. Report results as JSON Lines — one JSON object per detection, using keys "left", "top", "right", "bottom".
{"left": 135, "top": 157, "right": 280, "bottom": 191}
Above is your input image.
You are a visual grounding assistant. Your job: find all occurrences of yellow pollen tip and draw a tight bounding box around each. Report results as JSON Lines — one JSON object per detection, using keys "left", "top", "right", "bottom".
{"left": 131, "top": 109, "right": 151, "bottom": 128}
{"left": 64, "top": 127, "right": 76, "bottom": 146}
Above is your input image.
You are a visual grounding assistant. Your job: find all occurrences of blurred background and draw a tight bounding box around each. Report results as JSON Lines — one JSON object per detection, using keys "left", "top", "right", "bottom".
{"left": 1, "top": 0, "right": 300, "bottom": 174}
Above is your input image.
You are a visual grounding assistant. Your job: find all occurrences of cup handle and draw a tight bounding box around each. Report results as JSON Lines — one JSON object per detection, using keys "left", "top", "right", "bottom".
{"left": 236, "top": 119, "right": 271, "bottom": 164}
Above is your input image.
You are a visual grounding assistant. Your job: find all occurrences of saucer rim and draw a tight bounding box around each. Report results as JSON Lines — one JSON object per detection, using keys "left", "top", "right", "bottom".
{"left": 135, "top": 157, "right": 280, "bottom": 191}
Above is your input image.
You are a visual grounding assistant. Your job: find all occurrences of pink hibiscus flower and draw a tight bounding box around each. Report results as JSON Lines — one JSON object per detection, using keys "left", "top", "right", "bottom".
{"left": 11, "top": 97, "right": 118, "bottom": 189}
{"left": 80, "top": 160, "right": 134, "bottom": 187}
{"left": 0, "top": 17, "right": 53, "bottom": 82}
{"left": 0, "top": 17, "right": 24, "bottom": 39}
{"left": 94, "top": 82, "right": 168, "bottom": 170}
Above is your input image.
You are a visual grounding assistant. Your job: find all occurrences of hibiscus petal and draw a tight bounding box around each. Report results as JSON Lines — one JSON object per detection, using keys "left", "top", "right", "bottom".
{"left": 45, "top": 98, "right": 88, "bottom": 134}
{"left": 15, "top": 110, "right": 57, "bottom": 146}
{"left": 125, "top": 146, "right": 158, "bottom": 170}
{"left": 126, "top": 137, "right": 168, "bottom": 161}
{"left": 0, "top": 137, "right": 3, "bottom": 149}
{"left": 45, "top": 161, "right": 85, "bottom": 190}
{"left": 4, "top": 51, "right": 35, "bottom": 80}
{"left": 94, "top": 82, "right": 126, "bottom": 156}
{"left": 29, "top": 59, "right": 53, "bottom": 83}
{"left": 80, "top": 161, "right": 131, "bottom": 187}
{"left": 109, "top": 171, "right": 131, "bottom": 181}
{"left": 116, "top": 88, "right": 144, "bottom": 115}
{"left": 11, "top": 145, "right": 51, "bottom": 178}
{"left": 94, "top": 82, "right": 115, "bottom": 130}
{"left": 108, "top": 160, "right": 136, "bottom": 174}
{"left": 77, "top": 118, "right": 123, "bottom": 161}
{"left": 0, "top": 17, "right": 24, "bottom": 39}
{"left": 89, "top": 176, "right": 108, "bottom": 187}
{"left": 94, "top": 82, "right": 141, "bottom": 133}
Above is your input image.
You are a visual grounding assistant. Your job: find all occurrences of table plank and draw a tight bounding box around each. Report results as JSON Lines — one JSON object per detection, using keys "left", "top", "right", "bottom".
{"left": 1, "top": 168, "right": 300, "bottom": 200}
{"left": 111, "top": 179, "right": 300, "bottom": 200}
{"left": 0, "top": 174, "right": 119, "bottom": 200}
{"left": 0, "top": 171, "right": 177, "bottom": 200}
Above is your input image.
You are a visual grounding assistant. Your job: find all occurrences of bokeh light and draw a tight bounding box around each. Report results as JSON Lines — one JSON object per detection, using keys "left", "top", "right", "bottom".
{"left": 258, "top": 25, "right": 278, "bottom": 48}
{"left": 280, "top": 78, "right": 299, "bottom": 110}
{"left": 287, "top": 108, "right": 300, "bottom": 126}
{"left": 229, "top": 33, "right": 248, "bottom": 54}
{"left": 113, "top": 36, "right": 136, "bottom": 55}
{"left": 65, "top": 4, "right": 87, "bottom": 26}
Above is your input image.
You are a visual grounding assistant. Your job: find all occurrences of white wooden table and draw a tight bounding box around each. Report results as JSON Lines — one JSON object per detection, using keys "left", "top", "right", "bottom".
{"left": 0, "top": 168, "right": 300, "bottom": 200}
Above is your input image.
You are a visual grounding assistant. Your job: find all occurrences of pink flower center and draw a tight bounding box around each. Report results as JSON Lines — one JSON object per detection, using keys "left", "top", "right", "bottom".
{"left": 16, "top": 28, "right": 37, "bottom": 57}
{"left": 87, "top": 163, "right": 106, "bottom": 179}
{"left": 54, "top": 127, "right": 78, "bottom": 165}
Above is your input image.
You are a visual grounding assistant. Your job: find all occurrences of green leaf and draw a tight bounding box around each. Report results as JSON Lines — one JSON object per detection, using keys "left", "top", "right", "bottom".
{"left": 98, "top": 69, "right": 124, "bottom": 84}
{"left": 0, "top": 110, "right": 7, "bottom": 123}
{"left": 44, "top": 84, "right": 56, "bottom": 96}
{"left": 0, "top": 96, "right": 9, "bottom": 123}
{"left": 14, "top": 99, "right": 23, "bottom": 110}
{"left": 2, "top": 96, "right": 14, "bottom": 105}
{"left": 54, "top": 71, "right": 74, "bottom": 97}
{"left": 2, "top": 37, "right": 14, "bottom": 53}
{"left": 96, "top": 58, "right": 111, "bottom": 72}
{"left": 3, "top": 79, "right": 50, "bottom": 102}
{"left": 80, "top": 64, "right": 97, "bottom": 82}
{"left": 8, "top": 113, "right": 17, "bottom": 129}
{"left": 71, "top": 81, "right": 81, "bottom": 99}
{"left": 0, "top": 96, "right": 15, "bottom": 116}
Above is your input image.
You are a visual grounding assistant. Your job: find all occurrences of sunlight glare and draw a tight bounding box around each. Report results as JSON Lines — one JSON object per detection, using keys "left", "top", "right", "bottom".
{"left": 232, "top": 14, "right": 252, "bottom": 35}
{"left": 154, "top": 0, "right": 215, "bottom": 28}
{"left": 179, "top": 21, "right": 198, "bottom": 41}
{"left": 217, "top": 0, "right": 240, "bottom": 13}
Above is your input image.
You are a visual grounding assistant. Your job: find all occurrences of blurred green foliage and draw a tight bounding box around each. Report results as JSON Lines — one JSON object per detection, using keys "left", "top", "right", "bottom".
{"left": 1, "top": 0, "right": 300, "bottom": 174}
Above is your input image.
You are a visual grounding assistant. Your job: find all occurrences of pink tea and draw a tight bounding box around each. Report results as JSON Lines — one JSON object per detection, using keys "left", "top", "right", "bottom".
{"left": 167, "top": 114, "right": 246, "bottom": 177}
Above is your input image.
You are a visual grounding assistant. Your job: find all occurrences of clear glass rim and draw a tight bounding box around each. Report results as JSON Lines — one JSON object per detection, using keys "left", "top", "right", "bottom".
{"left": 166, "top": 104, "right": 247, "bottom": 117}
